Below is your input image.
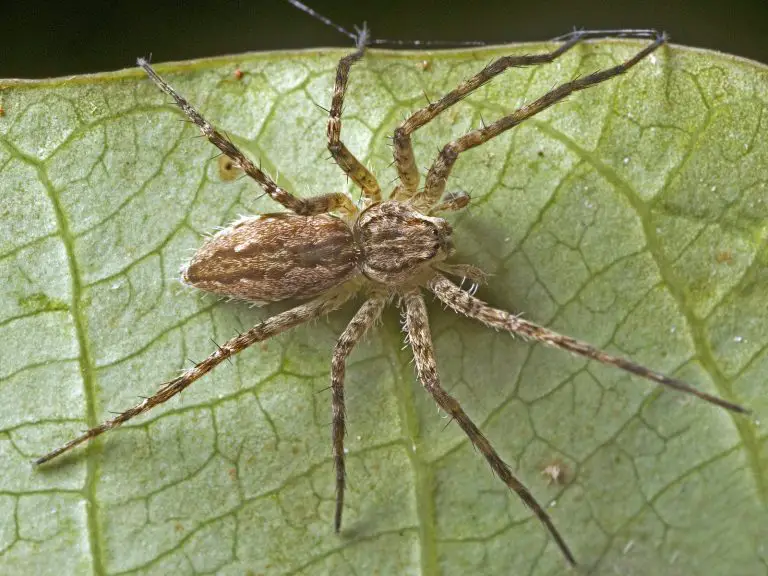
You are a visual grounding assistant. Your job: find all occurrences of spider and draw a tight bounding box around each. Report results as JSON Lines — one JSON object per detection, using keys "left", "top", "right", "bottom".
{"left": 35, "top": 26, "right": 748, "bottom": 567}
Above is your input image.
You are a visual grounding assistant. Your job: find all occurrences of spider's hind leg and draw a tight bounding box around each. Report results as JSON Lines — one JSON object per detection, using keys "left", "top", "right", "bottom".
{"left": 35, "top": 291, "right": 353, "bottom": 465}
{"left": 139, "top": 59, "right": 354, "bottom": 217}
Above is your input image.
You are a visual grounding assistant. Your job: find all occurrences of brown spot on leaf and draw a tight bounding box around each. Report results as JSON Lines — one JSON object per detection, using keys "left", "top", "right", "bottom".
{"left": 218, "top": 154, "right": 241, "bottom": 181}
{"left": 715, "top": 250, "right": 733, "bottom": 264}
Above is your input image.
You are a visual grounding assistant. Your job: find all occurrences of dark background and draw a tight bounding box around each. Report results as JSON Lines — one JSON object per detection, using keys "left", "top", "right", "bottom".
{"left": 2, "top": 0, "right": 767, "bottom": 79}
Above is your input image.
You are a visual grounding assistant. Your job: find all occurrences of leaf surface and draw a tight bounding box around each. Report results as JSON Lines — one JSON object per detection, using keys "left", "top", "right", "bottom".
{"left": 1, "top": 42, "right": 767, "bottom": 575}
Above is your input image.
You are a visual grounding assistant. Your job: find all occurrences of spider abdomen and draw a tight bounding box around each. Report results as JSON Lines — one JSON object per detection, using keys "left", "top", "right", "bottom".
{"left": 183, "top": 213, "right": 358, "bottom": 302}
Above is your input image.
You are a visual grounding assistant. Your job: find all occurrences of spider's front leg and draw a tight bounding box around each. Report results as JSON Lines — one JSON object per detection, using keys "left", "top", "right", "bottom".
{"left": 138, "top": 59, "right": 356, "bottom": 217}
{"left": 390, "top": 30, "right": 665, "bottom": 210}
{"left": 414, "top": 32, "right": 665, "bottom": 210}
{"left": 427, "top": 274, "right": 748, "bottom": 414}
{"left": 391, "top": 31, "right": 583, "bottom": 201}
{"left": 402, "top": 290, "right": 576, "bottom": 566}
{"left": 326, "top": 27, "right": 382, "bottom": 203}
{"left": 35, "top": 291, "right": 351, "bottom": 465}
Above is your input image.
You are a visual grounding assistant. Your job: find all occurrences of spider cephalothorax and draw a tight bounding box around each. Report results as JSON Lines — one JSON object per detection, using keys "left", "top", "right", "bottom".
{"left": 354, "top": 200, "right": 455, "bottom": 285}
{"left": 36, "top": 26, "right": 748, "bottom": 568}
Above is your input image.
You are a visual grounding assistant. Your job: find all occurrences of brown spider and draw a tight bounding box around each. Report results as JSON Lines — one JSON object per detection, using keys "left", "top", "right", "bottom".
{"left": 35, "top": 27, "right": 748, "bottom": 567}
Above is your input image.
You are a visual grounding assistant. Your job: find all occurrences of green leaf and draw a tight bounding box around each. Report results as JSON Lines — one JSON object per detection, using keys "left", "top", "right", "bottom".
{"left": 1, "top": 41, "right": 766, "bottom": 575}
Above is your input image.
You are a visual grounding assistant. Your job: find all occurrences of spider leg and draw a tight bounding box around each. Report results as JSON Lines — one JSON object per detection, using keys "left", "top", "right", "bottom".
{"left": 391, "top": 29, "right": 663, "bottom": 201}
{"left": 402, "top": 290, "right": 576, "bottom": 567}
{"left": 432, "top": 262, "right": 489, "bottom": 286}
{"left": 401, "top": 31, "right": 665, "bottom": 210}
{"left": 138, "top": 59, "right": 356, "bottom": 217}
{"left": 428, "top": 190, "right": 471, "bottom": 215}
{"left": 427, "top": 274, "right": 749, "bottom": 414}
{"left": 35, "top": 290, "right": 352, "bottom": 465}
{"left": 331, "top": 296, "right": 386, "bottom": 532}
{"left": 327, "top": 27, "right": 382, "bottom": 203}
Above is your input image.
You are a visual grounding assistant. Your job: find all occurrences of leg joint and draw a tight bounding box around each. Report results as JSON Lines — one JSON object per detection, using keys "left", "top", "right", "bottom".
{"left": 440, "top": 143, "right": 459, "bottom": 163}
{"left": 394, "top": 126, "right": 409, "bottom": 142}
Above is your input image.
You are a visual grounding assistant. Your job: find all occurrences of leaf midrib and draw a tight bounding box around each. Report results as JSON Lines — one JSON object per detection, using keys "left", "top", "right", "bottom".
{"left": 3, "top": 140, "right": 108, "bottom": 574}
